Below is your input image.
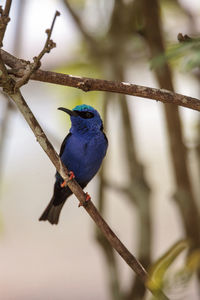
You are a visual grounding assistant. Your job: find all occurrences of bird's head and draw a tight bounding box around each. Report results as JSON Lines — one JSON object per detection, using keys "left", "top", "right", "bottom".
{"left": 58, "top": 104, "right": 103, "bottom": 133}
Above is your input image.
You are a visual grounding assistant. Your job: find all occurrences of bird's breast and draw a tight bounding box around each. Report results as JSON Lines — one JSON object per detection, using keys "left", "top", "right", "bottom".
{"left": 60, "top": 132, "right": 107, "bottom": 183}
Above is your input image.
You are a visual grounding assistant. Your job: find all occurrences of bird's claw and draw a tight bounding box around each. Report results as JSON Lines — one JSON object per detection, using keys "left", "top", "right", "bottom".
{"left": 78, "top": 192, "right": 91, "bottom": 207}
{"left": 60, "top": 171, "right": 75, "bottom": 188}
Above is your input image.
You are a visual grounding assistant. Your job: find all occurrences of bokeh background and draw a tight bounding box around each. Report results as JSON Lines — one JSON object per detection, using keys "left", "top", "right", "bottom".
{"left": 0, "top": 0, "right": 200, "bottom": 299}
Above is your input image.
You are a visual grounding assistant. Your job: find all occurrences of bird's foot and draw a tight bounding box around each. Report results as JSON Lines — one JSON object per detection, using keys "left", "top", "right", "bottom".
{"left": 60, "top": 171, "right": 75, "bottom": 188}
{"left": 78, "top": 192, "right": 91, "bottom": 207}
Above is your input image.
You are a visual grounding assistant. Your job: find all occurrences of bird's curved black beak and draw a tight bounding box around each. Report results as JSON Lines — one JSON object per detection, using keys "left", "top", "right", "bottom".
{"left": 58, "top": 107, "right": 78, "bottom": 117}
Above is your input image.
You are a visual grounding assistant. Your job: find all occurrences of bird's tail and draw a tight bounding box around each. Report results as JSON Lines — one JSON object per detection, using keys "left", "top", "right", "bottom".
{"left": 39, "top": 181, "right": 73, "bottom": 225}
{"left": 39, "top": 181, "right": 86, "bottom": 225}
{"left": 39, "top": 199, "right": 65, "bottom": 225}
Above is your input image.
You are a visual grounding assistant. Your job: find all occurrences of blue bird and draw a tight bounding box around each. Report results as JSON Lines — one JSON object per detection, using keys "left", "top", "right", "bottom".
{"left": 39, "top": 104, "right": 108, "bottom": 225}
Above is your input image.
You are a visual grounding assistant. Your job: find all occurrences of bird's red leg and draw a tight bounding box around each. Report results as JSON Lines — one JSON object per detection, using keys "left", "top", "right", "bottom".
{"left": 60, "top": 171, "right": 75, "bottom": 188}
{"left": 78, "top": 192, "right": 91, "bottom": 207}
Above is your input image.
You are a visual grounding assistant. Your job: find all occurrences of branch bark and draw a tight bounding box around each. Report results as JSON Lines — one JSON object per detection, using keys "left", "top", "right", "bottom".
{"left": 1, "top": 49, "right": 200, "bottom": 111}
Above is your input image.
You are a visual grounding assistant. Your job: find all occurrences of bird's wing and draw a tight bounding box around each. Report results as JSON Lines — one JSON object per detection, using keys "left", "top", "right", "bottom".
{"left": 100, "top": 124, "right": 108, "bottom": 146}
{"left": 59, "top": 132, "right": 72, "bottom": 157}
{"left": 103, "top": 131, "right": 108, "bottom": 145}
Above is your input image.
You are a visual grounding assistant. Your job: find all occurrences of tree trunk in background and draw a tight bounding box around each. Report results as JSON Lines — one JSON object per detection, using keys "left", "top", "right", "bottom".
{"left": 115, "top": 68, "right": 151, "bottom": 300}
{"left": 96, "top": 96, "right": 123, "bottom": 300}
{"left": 142, "top": 0, "right": 200, "bottom": 248}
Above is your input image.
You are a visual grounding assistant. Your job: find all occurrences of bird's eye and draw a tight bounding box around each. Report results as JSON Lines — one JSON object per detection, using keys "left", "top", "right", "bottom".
{"left": 85, "top": 112, "right": 94, "bottom": 118}
{"left": 74, "top": 111, "right": 94, "bottom": 119}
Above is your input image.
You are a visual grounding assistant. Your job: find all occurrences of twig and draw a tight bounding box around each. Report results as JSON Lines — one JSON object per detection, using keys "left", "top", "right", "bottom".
{"left": 0, "top": 0, "right": 12, "bottom": 47}
{"left": 14, "top": 11, "right": 60, "bottom": 91}
{"left": 0, "top": 0, "right": 12, "bottom": 81}
{"left": 35, "top": 11, "right": 60, "bottom": 62}
{"left": 1, "top": 49, "right": 26, "bottom": 69}
{"left": 177, "top": 33, "right": 193, "bottom": 43}
{"left": 9, "top": 90, "right": 152, "bottom": 292}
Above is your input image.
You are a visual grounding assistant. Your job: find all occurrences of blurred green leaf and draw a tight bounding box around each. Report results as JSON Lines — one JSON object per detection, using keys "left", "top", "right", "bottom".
{"left": 147, "top": 240, "right": 188, "bottom": 292}
{"left": 150, "top": 38, "right": 200, "bottom": 71}
{"left": 175, "top": 249, "right": 200, "bottom": 284}
{"left": 186, "top": 250, "right": 200, "bottom": 272}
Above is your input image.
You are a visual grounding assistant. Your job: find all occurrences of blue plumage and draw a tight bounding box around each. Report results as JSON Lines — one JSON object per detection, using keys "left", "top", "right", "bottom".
{"left": 39, "top": 104, "right": 108, "bottom": 225}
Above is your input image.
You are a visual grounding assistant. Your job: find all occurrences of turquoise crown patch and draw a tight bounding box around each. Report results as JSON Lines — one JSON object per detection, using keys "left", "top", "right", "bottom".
{"left": 73, "top": 104, "right": 95, "bottom": 112}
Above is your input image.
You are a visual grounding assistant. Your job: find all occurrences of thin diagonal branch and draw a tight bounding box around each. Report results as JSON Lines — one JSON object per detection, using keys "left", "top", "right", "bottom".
{"left": 8, "top": 89, "right": 166, "bottom": 297}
